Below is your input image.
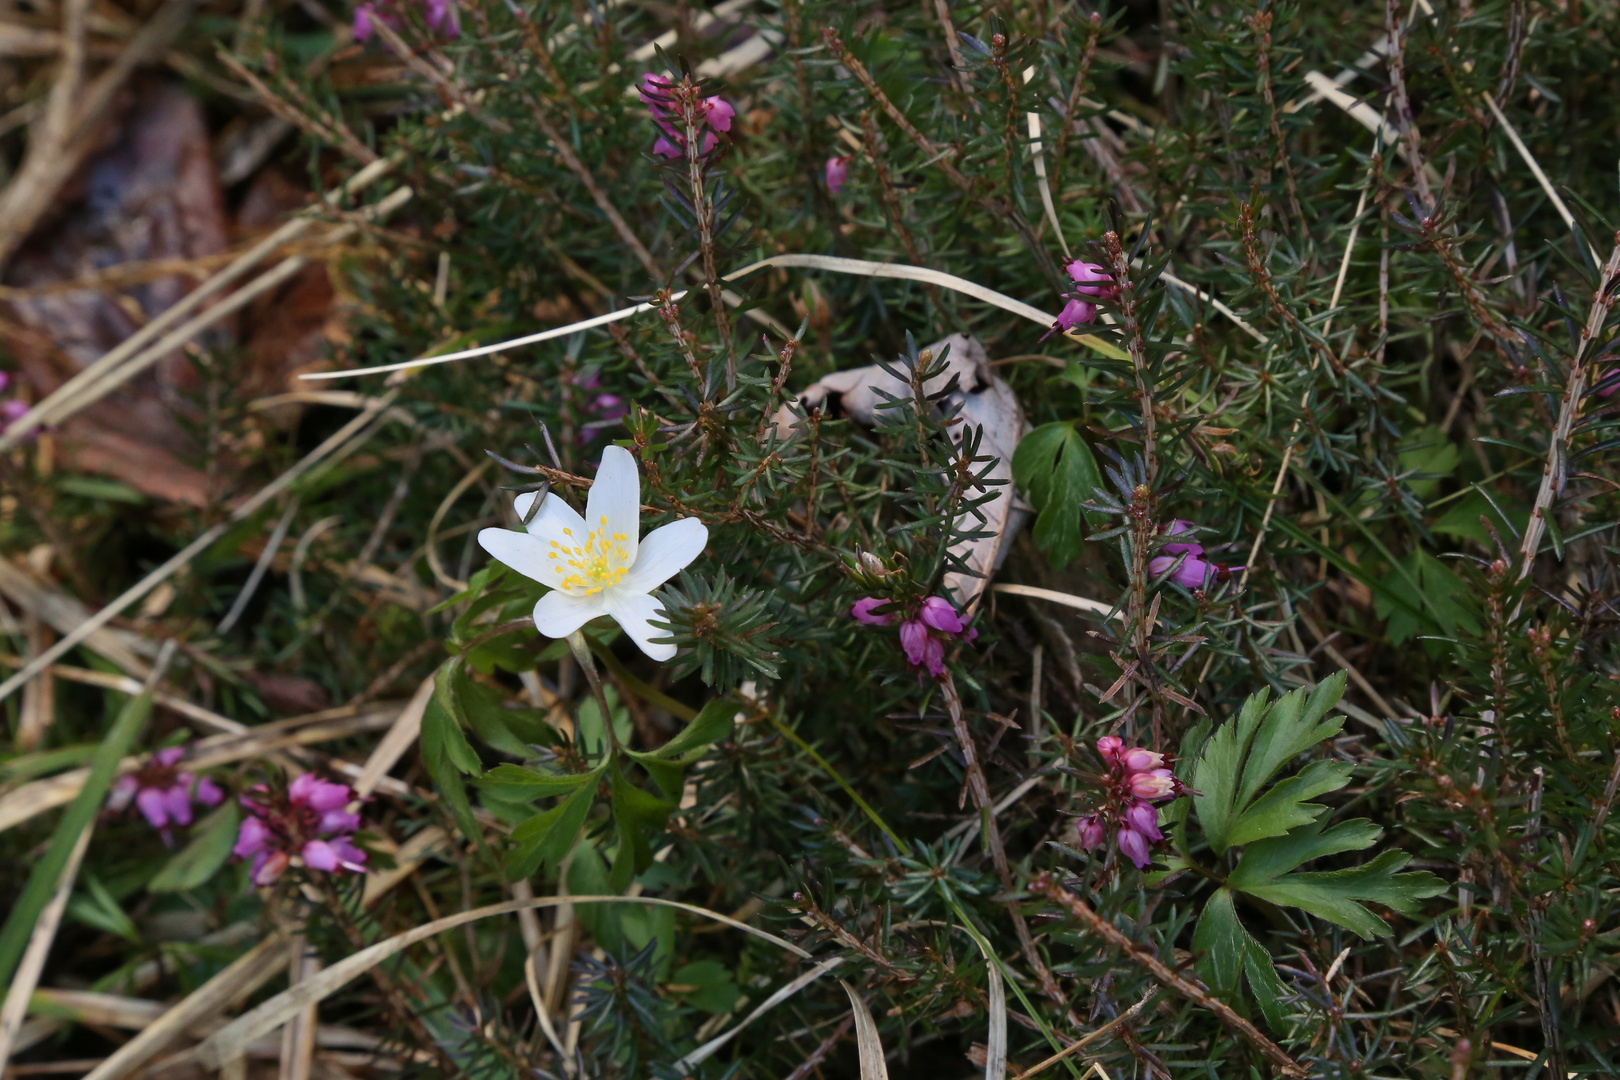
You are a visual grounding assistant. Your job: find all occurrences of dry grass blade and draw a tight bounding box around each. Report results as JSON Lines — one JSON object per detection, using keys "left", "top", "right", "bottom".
{"left": 991, "top": 583, "right": 1118, "bottom": 620}
{"left": 1479, "top": 91, "right": 1597, "bottom": 265}
{"left": 1017, "top": 989, "right": 1156, "bottom": 1079}
{"left": 0, "top": 705, "right": 404, "bottom": 833}
{"left": 0, "top": 559, "right": 153, "bottom": 677}
{"left": 307, "top": 253, "right": 1083, "bottom": 380}
{"left": 962, "top": 933, "right": 1006, "bottom": 1080}
{"left": 0, "top": 391, "right": 399, "bottom": 704}
{"left": 79, "top": 937, "right": 289, "bottom": 1080}
{"left": 673, "top": 958, "right": 844, "bottom": 1070}
{"left": 193, "top": 895, "right": 811, "bottom": 1069}
{"left": 0, "top": 828, "right": 91, "bottom": 1071}
{"left": 840, "top": 980, "right": 891, "bottom": 1080}
{"left": 353, "top": 675, "right": 437, "bottom": 797}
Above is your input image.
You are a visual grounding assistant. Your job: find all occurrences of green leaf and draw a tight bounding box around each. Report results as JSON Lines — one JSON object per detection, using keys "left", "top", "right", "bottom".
{"left": 506, "top": 779, "right": 598, "bottom": 881}
{"left": 420, "top": 694, "right": 482, "bottom": 848}
{"left": 1193, "top": 674, "right": 1347, "bottom": 856}
{"left": 1235, "top": 676, "right": 1348, "bottom": 810}
{"left": 0, "top": 684, "right": 155, "bottom": 987}
{"left": 68, "top": 876, "right": 141, "bottom": 943}
{"left": 1010, "top": 421, "right": 1104, "bottom": 569}
{"left": 433, "top": 663, "right": 491, "bottom": 775}
{"left": 1397, "top": 425, "right": 1460, "bottom": 499}
{"left": 149, "top": 804, "right": 241, "bottom": 893}
{"left": 1223, "top": 760, "right": 1352, "bottom": 849}
{"left": 576, "top": 685, "right": 633, "bottom": 758}
{"left": 610, "top": 766, "right": 677, "bottom": 886}
{"left": 631, "top": 697, "right": 736, "bottom": 762}
{"left": 477, "top": 763, "right": 593, "bottom": 797}
{"left": 1242, "top": 939, "right": 1290, "bottom": 1031}
{"left": 1229, "top": 823, "right": 1446, "bottom": 939}
{"left": 1192, "top": 888, "right": 1293, "bottom": 1033}
{"left": 1192, "top": 888, "right": 1245, "bottom": 996}
{"left": 1372, "top": 549, "right": 1481, "bottom": 645}
{"left": 1228, "top": 817, "right": 1385, "bottom": 887}
{"left": 667, "top": 960, "right": 741, "bottom": 1013}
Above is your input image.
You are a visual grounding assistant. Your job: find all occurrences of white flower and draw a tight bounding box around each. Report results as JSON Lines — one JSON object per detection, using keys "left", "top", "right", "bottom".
{"left": 477, "top": 446, "right": 708, "bottom": 661}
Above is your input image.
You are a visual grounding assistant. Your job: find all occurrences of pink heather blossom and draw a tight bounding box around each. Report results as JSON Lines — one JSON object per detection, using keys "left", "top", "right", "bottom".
{"left": 1127, "top": 768, "right": 1178, "bottom": 802}
{"left": 853, "top": 594, "right": 976, "bottom": 680}
{"left": 640, "top": 74, "right": 733, "bottom": 159}
{"left": 703, "top": 97, "right": 735, "bottom": 132}
{"left": 1117, "top": 825, "right": 1153, "bottom": 869}
{"left": 1055, "top": 298, "right": 1097, "bottom": 332}
{"left": 1120, "top": 747, "right": 1165, "bottom": 773}
{"left": 918, "top": 596, "right": 965, "bottom": 635}
{"left": 1125, "top": 801, "right": 1163, "bottom": 842}
{"left": 1149, "top": 553, "right": 1213, "bottom": 589}
{"left": 851, "top": 596, "right": 895, "bottom": 626}
{"left": 1161, "top": 519, "right": 1202, "bottom": 555}
{"left": 571, "top": 371, "right": 629, "bottom": 443}
{"left": 353, "top": 0, "right": 456, "bottom": 42}
{"left": 0, "top": 373, "right": 30, "bottom": 430}
{"left": 1076, "top": 736, "right": 1184, "bottom": 870}
{"left": 1076, "top": 815, "right": 1106, "bottom": 850}
{"left": 236, "top": 773, "right": 368, "bottom": 887}
{"left": 1597, "top": 367, "right": 1620, "bottom": 398}
{"left": 1150, "top": 519, "right": 1242, "bottom": 590}
{"left": 107, "top": 745, "right": 224, "bottom": 842}
{"left": 826, "top": 155, "right": 849, "bottom": 193}
{"left": 1065, "top": 259, "right": 1115, "bottom": 297}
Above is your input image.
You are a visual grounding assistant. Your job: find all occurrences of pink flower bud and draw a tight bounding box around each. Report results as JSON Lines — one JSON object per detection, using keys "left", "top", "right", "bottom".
{"left": 826, "top": 155, "right": 849, "bottom": 193}
{"left": 851, "top": 597, "right": 895, "bottom": 626}
{"left": 1120, "top": 747, "right": 1166, "bottom": 773}
{"left": 1117, "top": 825, "right": 1153, "bottom": 869}
{"left": 918, "top": 596, "right": 965, "bottom": 635}
{"left": 1161, "top": 519, "right": 1203, "bottom": 556}
{"left": 1598, "top": 367, "right": 1620, "bottom": 398}
{"left": 704, "top": 96, "right": 735, "bottom": 132}
{"left": 1125, "top": 800, "right": 1163, "bottom": 842}
{"left": 234, "top": 816, "right": 270, "bottom": 858}
{"left": 1095, "top": 735, "right": 1124, "bottom": 765}
{"left": 136, "top": 787, "right": 170, "bottom": 829}
{"left": 898, "top": 618, "right": 930, "bottom": 668}
{"left": 1127, "top": 768, "right": 1178, "bottom": 802}
{"left": 1149, "top": 553, "right": 1214, "bottom": 590}
{"left": 1075, "top": 815, "right": 1106, "bottom": 850}
{"left": 1056, "top": 298, "right": 1097, "bottom": 331}
{"left": 1065, "top": 259, "right": 1114, "bottom": 295}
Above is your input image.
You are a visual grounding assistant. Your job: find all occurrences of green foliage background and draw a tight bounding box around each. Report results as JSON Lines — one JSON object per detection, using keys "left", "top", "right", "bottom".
{"left": 7, "top": 0, "right": 1620, "bottom": 1075}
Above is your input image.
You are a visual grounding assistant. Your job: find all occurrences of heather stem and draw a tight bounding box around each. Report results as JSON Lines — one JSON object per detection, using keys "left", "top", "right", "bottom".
{"left": 1103, "top": 230, "right": 1157, "bottom": 493}
{"left": 678, "top": 79, "right": 736, "bottom": 391}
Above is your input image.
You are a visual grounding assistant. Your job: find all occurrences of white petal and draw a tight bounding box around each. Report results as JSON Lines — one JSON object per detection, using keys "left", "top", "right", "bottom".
{"left": 532, "top": 590, "right": 606, "bottom": 640}
{"left": 584, "top": 445, "right": 641, "bottom": 564}
{"left": 618, "top": 517, "right": 708, "bottom": 594}
{"left": 478, "top": 528, "right": 552, "bottom": 582}
{"left": 601, "top": 589, "right": 675, "bottom": 661}
{"left": 519, "top": 491, "right": 587, "bottom": 542}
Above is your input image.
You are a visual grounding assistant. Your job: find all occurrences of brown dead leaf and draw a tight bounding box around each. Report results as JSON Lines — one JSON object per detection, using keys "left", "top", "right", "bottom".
{"left": 3, "top": 82, "right": 228, "bottom": 507}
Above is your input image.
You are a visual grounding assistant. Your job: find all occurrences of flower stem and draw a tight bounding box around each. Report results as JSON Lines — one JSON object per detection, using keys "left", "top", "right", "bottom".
{"left": 566, "top": 630, "right": 620, "bottom": 759}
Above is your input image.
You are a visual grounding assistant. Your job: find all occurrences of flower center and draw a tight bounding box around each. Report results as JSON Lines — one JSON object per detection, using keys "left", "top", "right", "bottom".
{"left": 548, "top": 515, "right": 631, "bottom": 596}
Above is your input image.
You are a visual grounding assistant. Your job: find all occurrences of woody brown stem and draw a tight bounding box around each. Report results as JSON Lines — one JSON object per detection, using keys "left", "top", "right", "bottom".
{"left": 940, "top": 674, "right": 1083, "bottom": 1030}
{"left": 1031, "top": 874, "right": 1308, "bottom": 1077}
